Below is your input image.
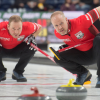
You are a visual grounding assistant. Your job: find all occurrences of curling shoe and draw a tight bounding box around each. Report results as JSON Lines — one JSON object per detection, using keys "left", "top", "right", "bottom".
{"left": 95, "top": 76, "right": 100, "bottom": 88}
{"left": 73, "top": 70, "right": 92, "bottom": 85}
{"left": 12, "top": 70, "right": 27, "bottom": 82}
{"left": 0, "top": 71, "right": 6, "bottom": 81}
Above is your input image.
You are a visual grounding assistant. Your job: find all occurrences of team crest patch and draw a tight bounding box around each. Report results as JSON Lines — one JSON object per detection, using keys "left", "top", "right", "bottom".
{"left": 75, "top": 31, "right": 84, "bottom": 39}
{"left": 17, "top": 35, "right": 25, "bottom": 41}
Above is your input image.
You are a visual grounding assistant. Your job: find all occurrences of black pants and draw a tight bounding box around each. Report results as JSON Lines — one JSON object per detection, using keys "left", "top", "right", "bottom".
{"left": 54, "top": 34, "right": 100, "bottom": 75}
{"left": 0, "top": 42, "right": 35, "bottom": 74}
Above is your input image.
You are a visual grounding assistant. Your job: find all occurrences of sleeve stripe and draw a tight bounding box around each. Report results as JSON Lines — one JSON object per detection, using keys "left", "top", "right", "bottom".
{"left": 86, "top": 9, "right": 99, "bottom": 23}
{"left": 32, "top": 23, "right": 40, "bottom": 33}
{"left": 34, "top": 23, "right": 39, "bottom": 30}
{"left": 32, "top": 23, "right": 36, "bottom": 30}
{"left": 32, "top": 23, "right": 37, "bottom": 33}
{"left": 87, "top": 13, "right": 93, "bottom": 24}
{"left": 93, "top": 8, "right": 99, "bottom": 18}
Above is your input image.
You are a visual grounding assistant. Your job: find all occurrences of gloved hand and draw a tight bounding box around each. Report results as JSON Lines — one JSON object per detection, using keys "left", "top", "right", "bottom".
{"left": 0, "top": 44, "right": 2, "bottom": 47}
{"left": 24, "top": 34, "right": 37, "bottom": 51}
{"left": 58, "top": 44, "right": 68, "bottom": 50}
{"left": 51, "top": 44, "right": 68, "bottom": 60}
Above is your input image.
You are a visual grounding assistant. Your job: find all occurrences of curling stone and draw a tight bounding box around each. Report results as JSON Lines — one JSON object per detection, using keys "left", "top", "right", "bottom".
{"left": 56, "top": 79, "right": 87, "bottom": 100}
{"left": 17, "top": 87, "right": 52, "bottom": 100}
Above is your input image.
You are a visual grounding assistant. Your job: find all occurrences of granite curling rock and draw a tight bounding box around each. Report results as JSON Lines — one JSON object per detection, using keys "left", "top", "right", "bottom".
{"left": 17, "top": 87, "right": 52, "bottom": 100}
{"left": 56, "top": 79, "right": 87, "bottom": 100}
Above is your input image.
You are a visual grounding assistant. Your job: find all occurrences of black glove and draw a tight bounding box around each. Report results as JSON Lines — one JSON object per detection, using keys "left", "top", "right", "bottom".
{"left": 58, "top": 44, "right": 68, "bottom": 50}
{"left": 24, "top": 34, "right": 37, "bottom": 51}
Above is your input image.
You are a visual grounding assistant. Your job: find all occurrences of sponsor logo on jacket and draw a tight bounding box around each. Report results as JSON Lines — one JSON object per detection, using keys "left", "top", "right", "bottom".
{"left": 0, "top": 37, "right": 10, "bottom": 41}
{"left": 17, "top": 35, "right": 25, "bottom": 41}
{"left": 75, "top": 31, "right": 84, "bottom": 39}
{"left": 1, "top": 28, "right": 6, "bottom": 31}
{"left": 62, "top": 38, "right": 71, "bottom": 42}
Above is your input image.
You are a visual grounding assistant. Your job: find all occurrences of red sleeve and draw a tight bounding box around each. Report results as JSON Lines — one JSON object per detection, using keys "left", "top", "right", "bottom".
{"left": 85, "top": 8, "right": 100, "bottom": 24}
{"left": 0, "top": 21, "right": 8, "bottom": 29}
{"left": 70, "top": 8, "right": 100, "bottom": 29}
{"left": 87, "top": 8, "right": 100, "bottom": 36}
{"left": 27, "top": 22, "right": 40, "bottom": 33}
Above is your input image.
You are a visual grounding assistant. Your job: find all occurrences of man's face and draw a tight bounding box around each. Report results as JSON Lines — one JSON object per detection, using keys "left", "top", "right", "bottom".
{"left": 51, "top": 14, "right": 68, "bottom": 35}
{"left": 7, "top": 21, "right": 22, "bottom": 38}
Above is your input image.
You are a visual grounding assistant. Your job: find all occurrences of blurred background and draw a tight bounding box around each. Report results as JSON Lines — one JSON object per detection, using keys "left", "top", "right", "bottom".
{"left": 0, "top": 0, "right": 99, "bottom": 68}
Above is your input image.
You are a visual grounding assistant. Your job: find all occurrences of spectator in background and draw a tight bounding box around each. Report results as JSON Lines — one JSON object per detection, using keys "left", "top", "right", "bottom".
{"left": 25, "top": 0, "right": 39, "bottom": 11}
{"left": 91, "top": 0, "right": 100, "bottom": 9}
{"left": 48, "top": 5, "right": 55, "bottom": 12}
{"left": 60, "top": 0, "right": 76, "bottom": 11}
{"left": 15, "top": 0, "right": 25, "bottom": 8}
{"left": 72, "top": 0, "right": 80, "bottom": 5}
{"left": 10, "top": 0, "right": 26, "bottom": 9}
{"left": 72, "top": 0, "right": 80, "bottom": 7}
{"left": 37, "top": 0, "right": 49, "bottom": 11}
{"left": 0, "top": 0, "right": 15, "bottom": 11}
{"left": 75, "top": 0, "right": 93, "bottom": 13}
